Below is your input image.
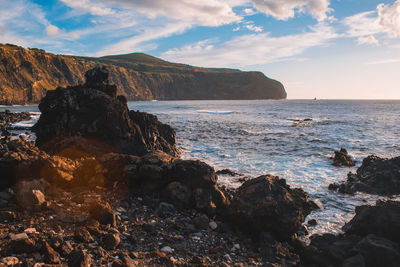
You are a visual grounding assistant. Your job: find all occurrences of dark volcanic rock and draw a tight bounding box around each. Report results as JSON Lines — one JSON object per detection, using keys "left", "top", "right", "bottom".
{"left": 0, "top": 110, "right": 31, "bottom": 131}
{"left": 33, "top": 66, "right": 177, "bottom": 157}
{"left": 332, "top": 148, "right": 355, "bottom": 167}
{"left": 88, "top": 200, "right": 116, "bottom": 226}
{"left": 302, "top": 200, "right": 400, "bottom": 267}
{"left": 343, "top": 200, "right": 400, "bottom": 243}
{"left": 329, "top": 155, "right": 400, "bottom": 195}
{"left": 226, "top": 175, "right": 316, "bottom": 240}
{"left": 68, "top": 249, "right": 92, "bottom": 267}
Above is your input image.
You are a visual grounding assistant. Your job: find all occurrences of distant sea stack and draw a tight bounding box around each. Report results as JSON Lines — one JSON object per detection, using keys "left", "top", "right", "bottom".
{"left": 0, "top": 43, "right": 286, "bottom": 104}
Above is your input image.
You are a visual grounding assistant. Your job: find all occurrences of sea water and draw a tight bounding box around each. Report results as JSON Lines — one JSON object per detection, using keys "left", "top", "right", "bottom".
{"left": 2, "top": 100, "right": 400, "bottom": 235}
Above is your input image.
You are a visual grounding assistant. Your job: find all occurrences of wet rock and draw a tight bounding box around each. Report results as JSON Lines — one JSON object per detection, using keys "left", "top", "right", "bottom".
{"left": 88, "top": 200, "right": 116, "bottom": 226}
{"left": 68, "top": 249, "right": 92, "bottom": 267}
{"left": 329, "top": 155, "right": 400, "bottom": 195}
{"left": 307, "top": 219, "right": 317, "bottom": 226}
{"left": 343, "top": 200, "right": 400, "bottom": 243}
{"left": 33, "top": 67, "right": 177, "bottom": 157}
{"left": 227, "top": 175, "right": 315, "bottom": 240}
{"left": 103, "top": 232, "right": 121, "bottom": 250}
{"left": 155, "top": 202, "right": 175, "bottom": 217}
{"left": 332, "top": 148, "right": 355, "bottom": 167}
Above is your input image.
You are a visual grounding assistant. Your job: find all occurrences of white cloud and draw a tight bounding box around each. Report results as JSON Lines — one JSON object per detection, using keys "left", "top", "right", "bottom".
{"left": 250, "top": 0, "right": 332, "bottom": 21}
{"left": 59, "top": 0, "right": 115, "bottom": 16}
{"left": 45, "top": 25, "right": 61, "bottom": 36}
{"left": 245, "top": 24, "right": 263, "bottom": 32}
{"left": 377, "top": 0, "right": 400, "bottom": 37}
{"left": 357, "top": 35, "right": 379, "bottom": 45}
{"left": 96, "top": 0, "right": 241, "bottom": 26}
{"left": 344, "top": 1, "right": 400, "bottom": 45}
{"left": 161, "top": 23, "right": 338, "bottom": 68}
{"left": 93, "top": 22, "right": 191, "bottom": 56}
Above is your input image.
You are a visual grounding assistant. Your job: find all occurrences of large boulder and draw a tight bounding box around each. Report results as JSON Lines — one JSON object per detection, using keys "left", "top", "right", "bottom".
{"left": 226, "top": 175, "right": 316, "bottom": 240}
{"left": 343, "top": 200, "right": 400, "bottom": 243}
{"left": 329, "top": 155, "right": 400, "bottom": 195}
{"left": 33, "top": 66, "right": 177, "bottom": 157}
{"left": 302, "top": 200, "right": 400, "bottom": 267}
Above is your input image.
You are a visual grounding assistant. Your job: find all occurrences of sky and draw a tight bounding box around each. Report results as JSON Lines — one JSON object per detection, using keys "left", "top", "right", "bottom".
{"left": 0, "top": 0, "right": 400, "bottom": 99}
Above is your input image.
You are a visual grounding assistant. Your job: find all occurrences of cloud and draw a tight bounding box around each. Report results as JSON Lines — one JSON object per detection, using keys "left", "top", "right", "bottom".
{"left": 245, "top": 24, "right": 263, "bottom": 32}
{"left": 249, "top": 0, "right": 332, "bottom": 21}
{"left": 377, "top": 0, "right": 400, "bottom": 37}
{"left": 93, "top": 22, "right": 191, "bottom": 56}
{"left": 357, "top": 35, "right": 379, "bottom": 45}
{"left": 45, "top": 25, "right": 61, "bottom": 36}
{"left": 79, "top": 0, "right": 241, "bottom": 26}
{"left": 344, "top": 1, "right": 400, "bottom": 45}
{"left": 59, "top": 0, "right": 115, "bottom": 16}
{"left": 367, "top": 58, "right": 400, "bottom": 65}
{"left": 161, "top": 23, "right": 338, "bottom": 68}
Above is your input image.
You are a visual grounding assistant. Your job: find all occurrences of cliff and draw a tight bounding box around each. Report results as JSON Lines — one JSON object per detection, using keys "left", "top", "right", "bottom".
{"left": 0, "top": 43, "right": 287, "bottom": 104}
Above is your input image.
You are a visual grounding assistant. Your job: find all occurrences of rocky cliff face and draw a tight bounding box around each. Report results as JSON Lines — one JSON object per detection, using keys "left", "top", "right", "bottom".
{"left": 0, "top": 43, "right": 286, "bottom": 104}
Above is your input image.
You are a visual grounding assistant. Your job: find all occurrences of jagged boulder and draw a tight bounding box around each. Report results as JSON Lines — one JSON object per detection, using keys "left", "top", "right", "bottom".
{"left": 332, "top": 148, "right": 355, "bottom": 167}
{"left": 226, "top": 175, "right": 316, "bottom": 240}
{"left": 33, "top": 66, "right": 177, "bottom": 157}
{"left": 329, "top": 155, "right": 400, "bottom": 195}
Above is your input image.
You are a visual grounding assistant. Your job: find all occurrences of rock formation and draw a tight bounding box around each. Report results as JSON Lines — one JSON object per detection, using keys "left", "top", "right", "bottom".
{"left": 226, "top": 175, "right": 316, "bottom": 240}
{"left": 331, "top": 148, "right": 355, "bottom": 167}
{"left": 33, "top": 66, "right": 177, "bottom": 157}
{"left": 302, "top": 200, "right": 400, "bottom": 267}
{"left": 329, "top": 155, "right": 400, "bottom": 195}
{"left": 0, "top": 43, "right": 287, "bottom": 105}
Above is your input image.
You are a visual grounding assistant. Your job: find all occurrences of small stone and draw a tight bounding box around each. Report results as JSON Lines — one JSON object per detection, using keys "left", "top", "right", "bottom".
{"left": 89, "top": 200, "right": 116, "bottom": 226}
{"left": 68, "top": 249, "right": 92, "bottom": 267}
{"left": 209, "top": 221, "right": 218, "bottom": 230}
{"left": 75, "top": 227, "right": 94, "bottom": 243}
{"left": 10, "top": 233, "right": 36, "bottom": 254}
{"left": 1, "top": 256, "right": 20, "bottom": 266}
{"left": 42, "top": 242, "right": 60, "bottom": 264}
{"left": 24, "top": 228, "right": 38, "bottom": 234}
{"left": 307, "top": 219, "right": 317, "bottom": 226}
{"left": 193, "top": 214, "right": 209, "bottom": 230}
{"left": 160, "top": 246, "right": 174, "bottom": 254}
{"left": 233, "top": 244, "right": 241, "bottom": 250}
{"left": 0, "top": 210, "right": 16, "bottom": 222}
{"left": 103, "top": 233, "right": 120, "bottom": 250}
{"left": 223, "top": 254, "right": 232, "bottom": 262}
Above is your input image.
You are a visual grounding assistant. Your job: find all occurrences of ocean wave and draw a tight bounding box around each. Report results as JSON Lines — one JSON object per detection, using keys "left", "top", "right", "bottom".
{"left": 197, "top": 109, "right": 234, "bottom": 115}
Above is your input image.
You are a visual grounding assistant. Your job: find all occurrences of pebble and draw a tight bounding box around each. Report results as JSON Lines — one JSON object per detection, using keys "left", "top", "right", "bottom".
{"left": 161, "top": 246, "right": 174, "bottom": 254}
{"left": 24, "top": 227, "right": 38, "bottom": 234}
{"left": 209, "top": 221, "right": 218, "bottom": 230}
{"left": 1, "top": 257, "right": 20, "bottom": 266}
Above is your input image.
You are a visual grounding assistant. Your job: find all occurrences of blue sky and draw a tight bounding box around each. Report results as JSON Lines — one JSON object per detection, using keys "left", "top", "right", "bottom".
{"left": 1, "top": 0, "right": 399, "bottom": 99}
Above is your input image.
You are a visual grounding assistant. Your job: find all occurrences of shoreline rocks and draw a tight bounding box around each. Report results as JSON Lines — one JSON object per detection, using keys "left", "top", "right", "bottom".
{"left": 33, "top": 66, "right": 177, "bottom": 157}
{"left": 302, "top": 200, "right": 400, "bottom": 267}
{"left": 329, "top": 155, "right": 400, "bottom": 195}
{"left": 331, "top": 148, "right": 355, "bottom": 167}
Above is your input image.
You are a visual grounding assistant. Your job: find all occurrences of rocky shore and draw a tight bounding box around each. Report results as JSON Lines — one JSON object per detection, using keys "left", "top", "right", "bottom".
{"left": 1, "top": 67, "right": 399, "bottom": 266}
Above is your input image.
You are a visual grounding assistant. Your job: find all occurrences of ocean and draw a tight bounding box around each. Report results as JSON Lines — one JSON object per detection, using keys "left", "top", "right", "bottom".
{"left": 2, "top": 99, "right": 400, "bottom": 236}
